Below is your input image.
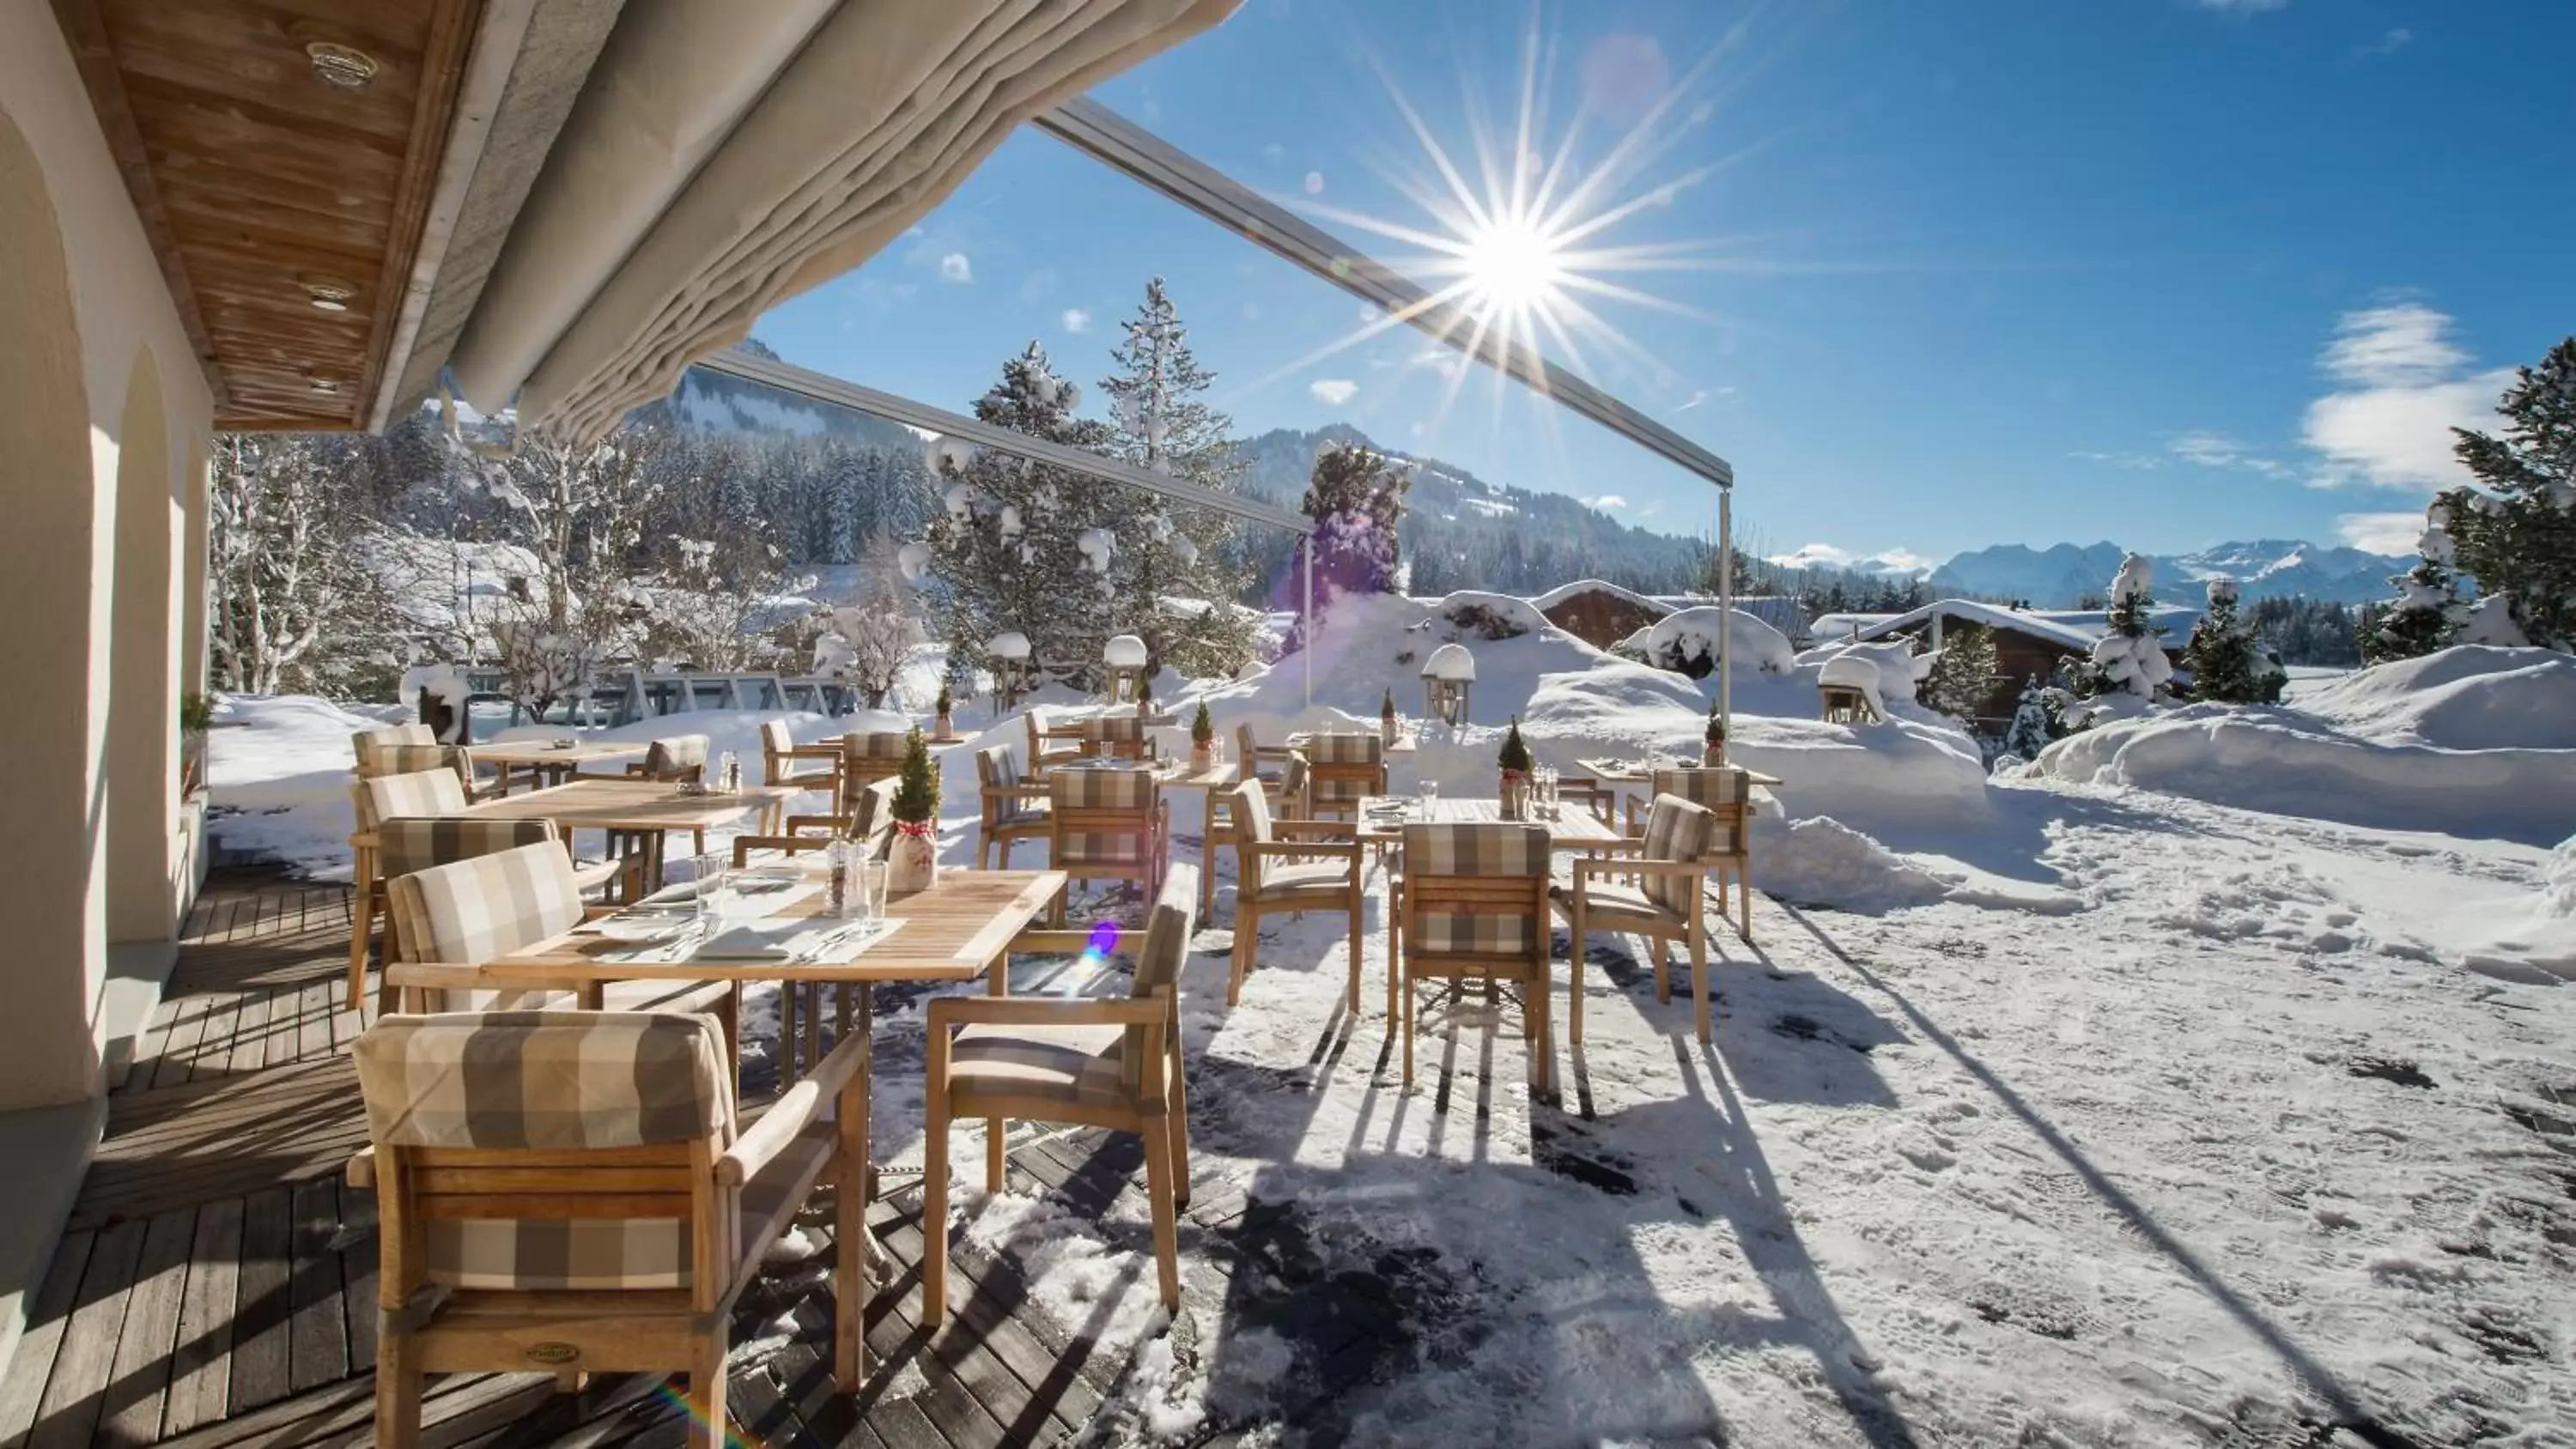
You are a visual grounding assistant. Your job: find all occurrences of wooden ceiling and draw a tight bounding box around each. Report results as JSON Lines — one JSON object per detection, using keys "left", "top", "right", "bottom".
{"left": 52, "top": 0, "right": 482, "bottom": 429}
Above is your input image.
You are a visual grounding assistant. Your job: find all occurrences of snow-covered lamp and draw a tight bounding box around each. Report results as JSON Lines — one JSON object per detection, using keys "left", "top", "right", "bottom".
{"left": 989, "top": 631, "right": 1033, "bottom": 712}
{"left": 1421, "top": 642, "right": 1476, "bottom": 724}
{"left": 1103, "top": 633, "right": 1150, "bottom": 704}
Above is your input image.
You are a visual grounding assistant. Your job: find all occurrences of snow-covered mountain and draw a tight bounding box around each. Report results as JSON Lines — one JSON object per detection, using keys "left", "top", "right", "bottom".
{"left": 1766, "top": 543, "right": 1933, "bottom": 580}
{"left": 1929, "top": 539, "right": 2404, "bottom": 607}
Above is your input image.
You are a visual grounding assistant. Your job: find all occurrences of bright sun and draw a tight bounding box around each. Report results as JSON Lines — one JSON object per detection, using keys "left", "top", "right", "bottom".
{"left": 1461, "top": 217, "right": 1568, "bottom": 312}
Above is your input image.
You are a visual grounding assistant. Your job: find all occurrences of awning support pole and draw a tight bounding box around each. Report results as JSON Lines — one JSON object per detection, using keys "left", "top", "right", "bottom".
{"left": 1719, "top": 492, "right": 1734, "bottom": 742}
{"left": 1301, "top": 544, "right": 1314, "bottom": 709}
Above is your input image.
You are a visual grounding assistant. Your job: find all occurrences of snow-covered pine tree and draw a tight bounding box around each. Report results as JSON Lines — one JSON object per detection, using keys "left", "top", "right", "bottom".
{"left": 1285, "top": 440, "right": 1413, "bottom": 652}
{"left": 2362, "top": 501, "right": 2469, "bottom": 664}
{"left": 2086, "top": 553, "right": 2174, "bottom": 699}
{"left": 2001, "top": 674, "right": 2055, "bottom": 759}
{"left": 917, "top": 342, "right": 1123, "bottom": 687}
{"left": 2181, "top": 578, "right": 2283, "bottom": 703}
{"left": 1921, "top": 621, "right": 1999, "bottom": 723}
{"left": 1097, "top": 276, "right": 1257, "bottom": 676}
{"left": 2444, "top": 335, "right": 2576, "bottom": 652}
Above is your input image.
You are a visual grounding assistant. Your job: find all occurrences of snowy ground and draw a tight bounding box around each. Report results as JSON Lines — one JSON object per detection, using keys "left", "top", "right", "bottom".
{"left": 201, "top": 615, "right": 2576, "bottom": 1446}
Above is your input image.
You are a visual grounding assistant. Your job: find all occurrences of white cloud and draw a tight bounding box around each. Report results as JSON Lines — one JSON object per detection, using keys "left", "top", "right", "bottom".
{"left": 1309, "top": 378, "right": 1358, "bottom": 406}
{"left": 2301, "top": 300, "right": 2512, "bottom": 489}
{"left": 2069, "top": 449, "right": 2163, "bottom": 470}
{"left": 938, "top": 252, "right": 973, "bottom": 283}
{"left": 1586, "top": 494, "right": 1629, "bottom": 512}
{"left": 2336, "top": 511, "right": 2427, "bottom": 555}
{"left": 2168, "top": 430, "right": 2293, "bottom": 477}
{"left": 1060, "top": 307, "right": 1091, "bottom": 334}
{"left": 1674, "top": 385, "right": 1735, "bottom": 412}
{"left": 1408, "top": 347, "right": 1465, "bottom": 380}
{"left": 2354, "top": 27, "right": 2412, "bottom": 58}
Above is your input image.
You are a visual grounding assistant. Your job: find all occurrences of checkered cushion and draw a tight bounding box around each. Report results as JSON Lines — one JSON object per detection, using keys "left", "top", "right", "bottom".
{"left": 1650, "top": 767, "right": 1753, "bottom": 813}
{"left": 1304, "top": 733, "right": 1382, "bottom": 767}
{"left": 355, "top": 1010, "right": 734, "bottom": 1151}
{"left": 1637, "top": 795, "right": 1715, "bottom": 914}
{"left": 378, "top": 817, "right": 560, "bottom": 882}
{"left": 951, "top": 1022, "right": 1131, "bottom": 1108}
{"left": 355, "top": 1009, "right": 734, "bottom": 1292}
{"left": 844, "top": 731, "right": 911, "bottom": 761}
{"left": 1251, "top": 858, "right": 1352, "bottom": 903}
{"left": 356, "top": 769, "right": 470, "bottom": 830}
{"left": 1129, "top": 870, "right": 1198, "bottom": 1001}
{"left": 1084, "top": 717, "right": 1149, "bottom": 744}
{"left": 357, "top": 743, "right": 473, "bottom": 783}
{"left": 976, "top": 746, "right": 1044, "bottom": 825}
{"left": 352, "top": 724, "right": 436, "bottom": 767}
{"left": 1400, "top": 822, "right": 1551, "bottom": 956}
{"left": 642, "top": 735, "right": 708, "bottom": 778}
{"left": 387, "top": 841, "right": 585, "bottom": 966}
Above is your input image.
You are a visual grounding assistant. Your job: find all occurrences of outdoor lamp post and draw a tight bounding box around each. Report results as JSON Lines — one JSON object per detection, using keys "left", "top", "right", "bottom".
{"left": 1103, "top": 634, "right": 1149, "bottom": 704}
{"left": 989, "top": 631, "right": 1033, "bottom": 715}
{"left": 1421, "top": 642, "right": 1476, "bottom": 727}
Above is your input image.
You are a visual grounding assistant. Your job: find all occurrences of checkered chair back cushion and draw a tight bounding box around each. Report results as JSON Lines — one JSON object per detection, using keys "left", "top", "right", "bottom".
{"left": 759, "top": 719, "right": 793, "bottom": 757}
{"left": 1084, "top": 717, "right": 1149, "bottom": 744}
{"left": 1649, "top": 767, "right": 1749, "bottom": 853}
{"left": 976, "top": 746, "right": 1040, "bottom": 824}
{"left": 387, "top": 841, "right": 585, "bottom": 967}
{"left": 852, "top": 778, "right": 899, "bottom": 857}
{"left": 356, "top": 768, "right": 470, "bottom": 830}
{"left": 1278, "top": 751, "right": 1310, "bottom": 814}
{"left": 378, "top": 817, "right": 561, "bottom": 882}
{"left": 1637, "top": 794, "right": 1716, "bottom": 915}
{"left": 352, "top": 723, "right": 436, "bottom": 766}
{"left": 1400, "top": 822, "right": 1551, "bottom": 956}
{"left": 354, "top": 1009, "right": 733, "bottom": 1292}
{"left": 1304, "top": 733, "right": 1382, "bottom": 767}
{"left": 845, "top": 731, "right": 912, "bottom": 761}
{"left": 357, "top": 743, "right": 471, "bottom": 782}
{"left": 1119, "top": 871, "right": 1199, "bottom": 1092}
{"left": 1051, "top": 768, "right": 1158, "bottom": 866}
{"left": 642, "top": 735, "right": 708, "bottom": 779}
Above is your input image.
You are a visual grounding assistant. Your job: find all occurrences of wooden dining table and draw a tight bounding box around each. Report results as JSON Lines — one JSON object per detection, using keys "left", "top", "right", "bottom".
{"left": 481, "top": 864, "right": 1069, "bottom": 1373}
{"left": 1575, "top": 756, "right": 1784, "bottom": 789}
{"left": 465, "top": 776, "right": 803, "bottom": 888}
{"left": 1351, "top": 795, "right": 1623, "bottom": 850}
{"left": 468, "top": 738, "right": 648, "bottom": 794}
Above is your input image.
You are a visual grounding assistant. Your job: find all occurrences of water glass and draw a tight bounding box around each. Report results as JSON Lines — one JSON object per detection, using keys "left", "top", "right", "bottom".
{"left": 693, "top": 852, "right": 735, "bottom": 925}
{"left": 1420, "top": 779, "right": 1440, "bottom": 819}
{"left": 825, "top": 838, "right": 859, "bottom": 918}
{"left": 856, "top": 859, "right": 890, "bottom": 921}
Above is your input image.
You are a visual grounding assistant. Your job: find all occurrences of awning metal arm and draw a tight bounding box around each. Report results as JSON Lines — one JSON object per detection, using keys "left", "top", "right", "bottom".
{"left": 1035, "top": 97, "right": 1735, "bottom": 493}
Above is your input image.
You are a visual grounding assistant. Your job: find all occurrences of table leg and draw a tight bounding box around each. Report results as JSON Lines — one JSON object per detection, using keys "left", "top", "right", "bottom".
{"left": 834, "top": 980, "right": 872, "bottom": 1385}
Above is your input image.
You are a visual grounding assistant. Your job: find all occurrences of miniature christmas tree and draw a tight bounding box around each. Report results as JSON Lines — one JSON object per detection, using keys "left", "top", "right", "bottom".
{"left": 1498, "top": 717, "right": 1534, "bottom": 775}
{"left": 1190, "top": 700, "right": 1213, "bottom": 744}
{"left": 891, "top": 726, "right": 939, "bottom": 826}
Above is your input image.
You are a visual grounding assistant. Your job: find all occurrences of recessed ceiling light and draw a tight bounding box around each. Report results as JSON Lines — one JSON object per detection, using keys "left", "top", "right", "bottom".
{"left": 299, "top": 276, "right": 356, "bottom": 312}
{"left": 306, "top": 41, "right": 379, "bottom": 90}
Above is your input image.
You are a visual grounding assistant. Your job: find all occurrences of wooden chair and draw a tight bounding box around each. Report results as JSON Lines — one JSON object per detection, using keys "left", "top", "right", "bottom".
{"left": 350, "top": 722, "right": 436, "bottom": 773}
{"left": 349, "top": 1007, "right": 864, "bottom": 1448}
{"left": 1024, "top": 708, "right": 1085, "bottom": 779}
{"left": 1558, "top": 792, "right": 1722, "bottom": 1045}
{"left": 1202, "top": 750, "right": 1309, "bottom": 919}
{"left": 1303, "top": 733, "right": 1385, "bottom": 822}
{"left": 625, "top": 734, "right": 710, "bottom": 784}
{"left": 924, "top": 865, "right": 1200, "bottom": 1322}
{"left": 1081, "top": 715, "right": 1155, "bottom": 761}
{"left": 1235, "top": 723, "right": 1293, "bottom": 789}
{"left": 1047, "top": 767, "right": 1168, "bottom": 920}
{"left": 1221, "top": 779, "right": 1364, "bottom": 1011}
{"left": 837, "top": 731, "right": 911, "bottom": 814}
{"left": 760, "top": 718, "right": 840, "bottom": 791}
{"left": 1392, "top": 822, "right": 1557, "bottom": 1093}
{"left": 974, "top": 744, "right": 1052, "bottom": 869}
{"left": 368, "top": 817, "right": 635, "bottom": 1011}
{"left": 1621, "top": 766, "right": 1756, "bottom": 941}
{"left": 357, "top": 741, "right": 489, "bottom": 796}
{"left": 1555, "top": 774, "right": 1618, "bottom": 828}
{"left": 348, "top": 767, "right": 472, "bottom": 1009}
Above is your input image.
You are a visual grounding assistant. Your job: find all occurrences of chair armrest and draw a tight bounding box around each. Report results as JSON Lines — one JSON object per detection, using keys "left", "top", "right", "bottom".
{"left": 346, "top": 1146, "right": 374, "bottom": 1189}
{"left": 992, "top": 783, "right": 1053, "bottom": 800}
{"left": 384, "top": 961, "right": 601, "bottom": 995}
{"left": 1242, "top": 840, "right": 1362, "bottom": 862}
{"left": 1268, "top": 820, "right": 1358, "bottom": 840}
{"left": 928, "top": 996, "right": 1168, "bottom": 1030}
{"left": 1583, "top": 838, "right": 1648, "bottom": 856}
{"left": 717, "top": 1028, "right": 867, "bottom": 1186}
{"left": 1574, "top": 856, "right": 1710, "bottom": 879}
{"left": 783, "top": 815, "right": 853, "bottom": 834}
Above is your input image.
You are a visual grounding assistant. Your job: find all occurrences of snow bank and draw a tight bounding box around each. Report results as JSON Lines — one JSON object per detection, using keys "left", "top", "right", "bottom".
{"left": 1627, "top": 606, "right": 1795, "bottom": 678}
{"left": 204, "top": 695, "right": 403, "bottom": 879}
{"left": 1755, "top": 816, "right": 1954, "bottom": 912}
{"left": 2292, "top": 646, "right": 2576, "bottom": 750}
{"left": 1530, "top": 577, "right": 1667, "bottom": 614}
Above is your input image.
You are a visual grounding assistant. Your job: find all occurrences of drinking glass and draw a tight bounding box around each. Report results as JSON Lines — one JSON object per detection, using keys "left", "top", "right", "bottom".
{"left": 693, "top": 852, "right": 735, "bottom": 926}
{"left": 825, "top": 838, "right": 859, "bottom": 918}
{"left": 1420, "top": 779, "right": 1439, "bottom": 820}
{"left": 857, "top": 859, "right": 890, "bottom": 921}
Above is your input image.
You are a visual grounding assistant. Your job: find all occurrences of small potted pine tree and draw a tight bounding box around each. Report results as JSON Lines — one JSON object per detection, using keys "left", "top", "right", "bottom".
{"left": 179, "top": 691, "right": 213, "bottom": 798}
{"left": 1189, "top": 700, "right": 1216, "bottom": 772}
{"left": 934, "top": 680, "right": 955, "bottom": 739}
{"left": 887, "top": 726, "right": 941, "bottom": 892}
{"left": 1704, "top": 706, "right": 1727, "bottom": 767}
{"left": 1136, "top": 680, "right": 1154, "bottom": 720}
{"left": 1497, "top": 716, "right": 1534, "bottom": 820}
{"left": 1380, "top": 688, "right": 1399, "bottom": 747}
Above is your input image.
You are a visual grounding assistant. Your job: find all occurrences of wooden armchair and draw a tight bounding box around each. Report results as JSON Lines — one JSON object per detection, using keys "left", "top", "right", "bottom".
{"left": 1024, "top": 708, "right": 1086, "bottom": 779}
{"left": 364, "top": 817, "right": 637, "bottom": 1011}
{"left": 1558, "top": 792, "right": 1722, "bottom": 1045}
{"left": 348, "top": 767, "right": 471, "bottom": 1009}
{"left": 357, "top": 741, "right": 493, "bottom": 799}
{"left": 1047, "top": 767, "right": 1168, "bottom": 920}
{"left": 1303, "top": 732, "right": 1386, "bottom": 822}
{"left": 1621, "top": 766, "right": 1756, "bottom": 941}
{"left": 1392, "top": 822, "right": 1557, "bottom": 1093}
{"left": 1221, "top": 779, "right": 1364, "bottom": 1011}
{"left": 1201, "top": 749, "right": 1309, "bottom": 919}
{"left": 760, "top": 718, "right": 840, "bottom": 791}
{"left": 623, "top": 734, "right": 711, "bottom": 784}
{"left": 974, "top": 744, "right": 1052, "bottom": 869}
{"left": 350, "top": 1008, "right": 866, "bottom": 1448}
{"left": 1234, "top": 723, "right": 1294, "bottom": 788}
{"left": 924, "top": 865, "right": 1199, "bottom": 1322}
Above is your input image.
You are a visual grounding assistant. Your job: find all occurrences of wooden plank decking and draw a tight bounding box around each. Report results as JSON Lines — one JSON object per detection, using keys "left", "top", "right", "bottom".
{"left": 0, "top": 872, "right": 1150, "bottom": 1449}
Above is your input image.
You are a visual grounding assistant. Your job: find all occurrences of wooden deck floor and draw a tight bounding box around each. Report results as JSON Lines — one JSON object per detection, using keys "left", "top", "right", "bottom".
{"left": 0, "top": 873, "right": 1155, "bottom": 1449}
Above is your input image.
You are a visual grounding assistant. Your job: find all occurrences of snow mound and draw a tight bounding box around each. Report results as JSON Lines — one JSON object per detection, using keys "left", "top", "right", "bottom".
{"left": 2027, "top": 696, "right": 2576, "bottom": 846}
{"left": 1754, "top": 817, "right": 1954, "bottom": 912}
{"left": 1530, "top": 578, "right": 1667, "bottom": 614}
{"left": 1628, "top": 606, "right": 1795, "bottom": 678}
{"left": 2293, "top": 646, "right": 2576, "bottom": 750}
{"left": 1431, "top": 590, "right": 1550, "bottom": 639}
{"left": 205, "top": 694, "right": 403, "bottom": 878}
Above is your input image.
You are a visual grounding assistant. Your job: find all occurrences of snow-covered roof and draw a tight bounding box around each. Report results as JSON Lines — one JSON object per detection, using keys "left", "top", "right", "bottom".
{"left": 1531, "top": 579, "right": 1669, "bottom": 615}
{"left": 1828, "top": 599, "right": 2201, "bottom": 654}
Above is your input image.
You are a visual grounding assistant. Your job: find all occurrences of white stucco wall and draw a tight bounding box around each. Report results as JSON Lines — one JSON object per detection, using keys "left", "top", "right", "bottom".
{"left": 0, "top": 1, "right": 217, "bottom": 1109}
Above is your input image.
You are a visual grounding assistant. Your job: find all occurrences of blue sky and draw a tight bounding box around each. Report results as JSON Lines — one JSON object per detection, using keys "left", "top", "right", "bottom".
{"left": 755, "top": 0, "right": 2576, "bottom": 569}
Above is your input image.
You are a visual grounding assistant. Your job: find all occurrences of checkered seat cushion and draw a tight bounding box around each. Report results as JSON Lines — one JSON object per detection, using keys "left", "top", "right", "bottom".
{"left": 1050, "top": 768, "right": 1159, "bottom": 866}
{"left": 1304, "top": 733, "right": 1382, "bottom": 804}
{"left": 1230, "top": 783, "right": 1349, "bottom": 903}
{"left": 1558, "top": 795, "right": 1717, "bottom": 926}
{"left": 844, "top": 731, "right": 912, "bottom": 763}
{"left": 355, "top": 768, "right": 470, "bottom": 830}
{"left": 1084, "top": 717, "right": 1149, "bottom": 745}
{"left": 354, "top": 1009, "right": 734, "bottom": 1289}
{"left": 352, "top": 724, "right": 436, "bottom": 769}
{"left": 951, "top": 874, "right": 1196, "bottom": 1108}
{"left": 1649, "top": 767, "right": 1750, "bottom": 849}
{"left": 642, "top": 735, "right": 709, "bottom": 778}
{"left": 975, "top": 746, "right": 1046, "bottom": 825}
{"left": 378, "top": 818, "right": 558, "bottom": 881}
{"left": 1400, "top": 822, "right": 1551, "bottom": 955}
{"left": 386, "top": 842, "right": 586, "bottom": 966}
